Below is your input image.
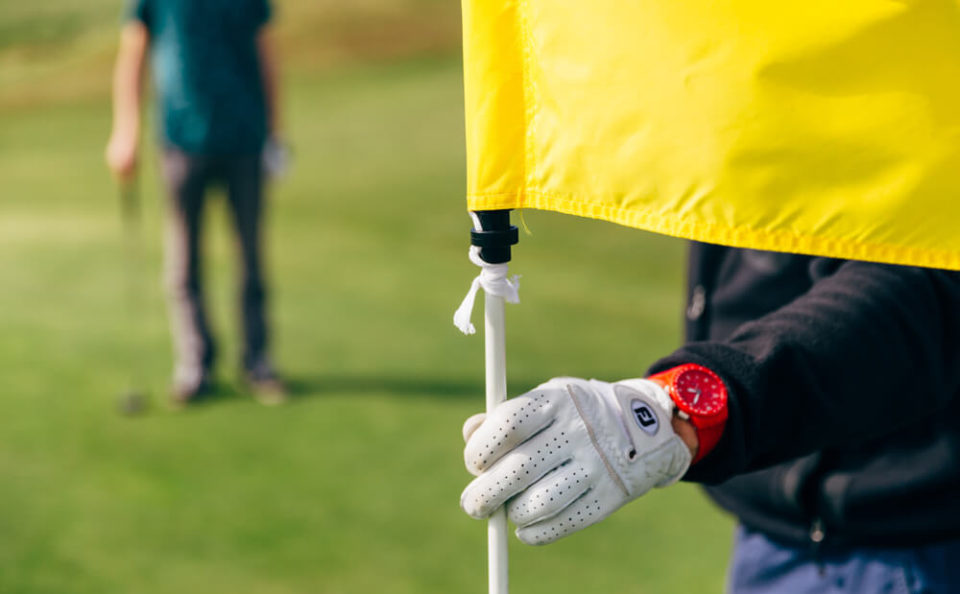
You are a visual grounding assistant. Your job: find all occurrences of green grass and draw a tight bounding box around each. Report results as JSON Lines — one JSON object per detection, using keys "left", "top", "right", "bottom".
{"left": 0, "top": 6, "right": 734, "bottom": 593}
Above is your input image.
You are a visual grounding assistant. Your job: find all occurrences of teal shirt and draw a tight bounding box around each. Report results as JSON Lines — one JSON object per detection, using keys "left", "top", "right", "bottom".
{"left": 129, "top": 0, "right": 271, "bottom": 155}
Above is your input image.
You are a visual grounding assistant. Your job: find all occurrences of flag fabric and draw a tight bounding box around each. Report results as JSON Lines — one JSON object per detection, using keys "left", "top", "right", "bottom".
{"left": 461, "top": 0, "right": 960, "bottom": 270}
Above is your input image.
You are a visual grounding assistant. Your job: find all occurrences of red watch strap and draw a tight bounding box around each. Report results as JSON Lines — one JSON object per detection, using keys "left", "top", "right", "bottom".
{"left": 691, "top": 422, "right": 724, "bottom": 464}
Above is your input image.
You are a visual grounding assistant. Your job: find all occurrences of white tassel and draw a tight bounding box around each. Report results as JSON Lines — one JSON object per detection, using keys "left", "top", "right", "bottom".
{"left": 454, "top": 246, "right": 520, "bottom": 335}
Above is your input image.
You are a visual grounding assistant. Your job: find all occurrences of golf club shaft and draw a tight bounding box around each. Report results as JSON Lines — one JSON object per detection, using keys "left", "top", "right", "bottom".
{"left": 119, "top": 177, "right": 145, "bottom": 394}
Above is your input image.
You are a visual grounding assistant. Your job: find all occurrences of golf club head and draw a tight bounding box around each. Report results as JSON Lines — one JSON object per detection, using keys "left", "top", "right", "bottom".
{"left": 117, "top": 390, "right": 149, "bottom": 417}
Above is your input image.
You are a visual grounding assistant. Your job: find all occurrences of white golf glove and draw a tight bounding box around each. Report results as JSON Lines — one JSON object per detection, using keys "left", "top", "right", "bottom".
{"left": 262, "top": 137, "right": 290, "bottom": 179}
{"left": 461, "top": 377, "right": 692, "bottom": 545}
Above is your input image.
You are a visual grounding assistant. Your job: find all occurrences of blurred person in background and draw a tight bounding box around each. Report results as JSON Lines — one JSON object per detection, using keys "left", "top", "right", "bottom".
{"left": 460, "top": 246, "right": 960, "bottom": 592}
{"left": 105, "top": 0, "right": 288, "bottom": 406}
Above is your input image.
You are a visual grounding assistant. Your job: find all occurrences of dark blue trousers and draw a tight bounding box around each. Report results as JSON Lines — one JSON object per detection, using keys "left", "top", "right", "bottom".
{"left": 728, "top": 525, "right": 960, "bottom": 594}
{"left": 162, "top": 149, "right": 270, "bottom": 387}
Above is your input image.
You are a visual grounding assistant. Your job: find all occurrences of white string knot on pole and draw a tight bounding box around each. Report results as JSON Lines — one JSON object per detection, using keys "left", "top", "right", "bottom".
{"left": 454, "top": 245, "right": 520, "bottom": 335}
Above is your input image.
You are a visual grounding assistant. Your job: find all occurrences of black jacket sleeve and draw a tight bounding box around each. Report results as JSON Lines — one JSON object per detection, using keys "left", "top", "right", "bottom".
{"left": 649, "top": 261, "right": 960, "bottom": 484}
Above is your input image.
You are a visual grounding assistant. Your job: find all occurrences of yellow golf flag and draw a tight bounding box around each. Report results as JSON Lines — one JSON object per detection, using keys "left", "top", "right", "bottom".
{"left": 462, "top": 1, "right": 960, "bottom": 270}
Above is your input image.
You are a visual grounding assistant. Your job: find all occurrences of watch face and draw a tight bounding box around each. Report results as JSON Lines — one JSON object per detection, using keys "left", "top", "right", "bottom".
{"left": 673, "top": 367, "right": 727, "bottom": 417}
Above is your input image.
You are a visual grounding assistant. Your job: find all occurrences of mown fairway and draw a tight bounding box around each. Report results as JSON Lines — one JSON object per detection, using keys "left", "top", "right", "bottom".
{"left": 0, "top": 2, "right": 733, "bottom": 592}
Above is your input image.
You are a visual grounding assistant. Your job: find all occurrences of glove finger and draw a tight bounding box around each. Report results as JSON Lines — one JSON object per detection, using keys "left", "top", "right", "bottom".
{"left": 463, "top": 387, "right": 559, "bottom": 475}
{"left": 515, "top": 481, "right": 621, "bottom": 545}
{"left": 506, "top": 461, "right": 595, "bottom": 528}
{"left": 461, "top": 423, "right": 572, "bottom": 519}
{"left": 516, "top": 480, "right": 622, "bottom": 545}
{"left": 462, "top": 413, "right": 486, "bottom": 444}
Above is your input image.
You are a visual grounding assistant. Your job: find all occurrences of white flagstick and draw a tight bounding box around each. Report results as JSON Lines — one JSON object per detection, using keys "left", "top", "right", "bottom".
{"left": 484, "top": 289, "right": 509, "bottom": 594}
{"left": 453, "top": 210, "right": 519, "bottom": 594}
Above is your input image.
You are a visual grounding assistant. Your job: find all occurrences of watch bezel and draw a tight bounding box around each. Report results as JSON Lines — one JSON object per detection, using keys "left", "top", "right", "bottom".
{"left": 668, "top": 365, "right": 728, "bottom": 419}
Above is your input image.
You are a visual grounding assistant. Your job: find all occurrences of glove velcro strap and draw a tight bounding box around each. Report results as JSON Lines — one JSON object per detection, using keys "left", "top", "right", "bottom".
{"left": 611, "top": 381, "right": 692, "bottom": 490}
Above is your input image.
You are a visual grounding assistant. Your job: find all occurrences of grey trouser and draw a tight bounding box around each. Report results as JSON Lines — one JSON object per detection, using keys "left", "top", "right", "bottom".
{"left": 161, "top": 148, "right": 269, "bottom": 385}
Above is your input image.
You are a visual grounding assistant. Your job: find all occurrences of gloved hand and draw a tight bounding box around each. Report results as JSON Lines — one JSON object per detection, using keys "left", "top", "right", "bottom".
{"left": 262, "top": 137, "right": 290, "bottom": 179}
{"left": 461, "top": 377, "right": 692, "bottom": 545}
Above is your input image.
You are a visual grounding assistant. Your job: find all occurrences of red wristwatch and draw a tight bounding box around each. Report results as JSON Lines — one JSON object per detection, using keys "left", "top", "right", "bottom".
{"left": 648, "top": 363, "right": 728, "bottom": 464}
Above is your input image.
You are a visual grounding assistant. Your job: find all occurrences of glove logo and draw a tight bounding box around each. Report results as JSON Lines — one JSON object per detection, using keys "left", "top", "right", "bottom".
{"left": 630, "top": 399, "right": 659, "bottom": 436}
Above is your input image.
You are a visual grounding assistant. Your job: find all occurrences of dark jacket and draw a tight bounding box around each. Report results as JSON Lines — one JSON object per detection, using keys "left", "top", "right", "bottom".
{"left": 648, "top": 243, "right": 960, "bottom": 549}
